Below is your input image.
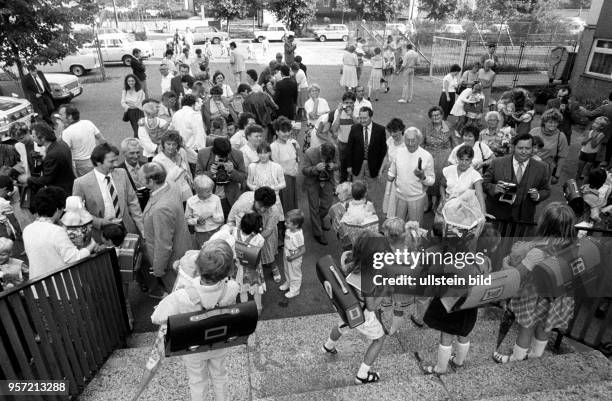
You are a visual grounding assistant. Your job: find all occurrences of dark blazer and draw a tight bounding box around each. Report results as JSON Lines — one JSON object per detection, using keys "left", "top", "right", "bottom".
{"left": 170, "top": 76, "right": 184, "bottom": 109}
{"left": 302, "top": 146, "right": 339, "bottom": 187}
{"left": 482, "top": 155, "right": 550, "bottom": 223}
{"left": 274, "top": 77, "right": 298, "bottom": 121}
{"left": 195, "top": 147, "right": 247, "bottom": 206}
{"left": 243, "top": 92, "right": 278, "bottom": 127}
{"left": 130, "top": 57, "right": 147, "bottom": 82}
{"left": 22, "top": 71, "right": 52, "bottom": 100}
{"left": 27, "top": 140, "right": 75, "bottom": 196}
{"left": 346, "top": 122, "right": 387, "bottom": 178}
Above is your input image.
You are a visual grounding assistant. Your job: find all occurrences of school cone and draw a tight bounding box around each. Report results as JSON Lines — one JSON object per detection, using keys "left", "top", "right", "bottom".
{"left": 131, "top": 326, "right": 166, "bottom": 401}
{"left": 496, "top": 309, "right": 515, "bottom": 350}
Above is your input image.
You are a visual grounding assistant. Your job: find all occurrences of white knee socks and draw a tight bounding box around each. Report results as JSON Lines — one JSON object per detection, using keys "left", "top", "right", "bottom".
{"left": 325, "top": 338, "right": 337, "bottom": 351}
{"left": 454, "top": 341, "right": 470, "bottom": 365}
{"left": 509, "top": 344, "right": 528, "bottom": 362}
{"left": 357, "top": 362, "right": 370, "bottom": 379}
{"left": 435, "top": 344, "right": 452, "bottom": 373}
{"left": 529, "top": 338, "right": 548, "bottom": 358}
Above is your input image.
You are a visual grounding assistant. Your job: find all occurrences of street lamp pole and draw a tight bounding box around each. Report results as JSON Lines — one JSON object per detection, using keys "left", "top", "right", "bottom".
{"left": 93, "top": 18, "right": 106, "bottom": 80}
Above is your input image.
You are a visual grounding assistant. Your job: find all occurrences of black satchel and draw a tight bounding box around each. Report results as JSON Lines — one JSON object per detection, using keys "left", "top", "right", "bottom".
{"left": 122, "top": 111, "right": 130, "bottom": 122}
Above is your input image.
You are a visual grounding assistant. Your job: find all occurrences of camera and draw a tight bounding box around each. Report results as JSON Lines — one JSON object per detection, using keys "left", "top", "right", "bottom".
{"left": 30, "top": 151, "right": 43, "bottom": 177}
{"left": 213, "top": 157, "right": 230, "bottom": 185}
{"left": 318, "top": 163, "right": 333, "bottom": 182}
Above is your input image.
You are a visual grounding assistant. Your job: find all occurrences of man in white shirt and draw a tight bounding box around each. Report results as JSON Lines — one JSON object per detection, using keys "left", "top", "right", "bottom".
{"left": 352, "top": 86, "right": 373, "bottom": 119}
{"left": 229, "top": 42, "right": 246, "bottom": 86}
{"left": 246, "top": 69, "right": 262, "bottom": 92}
{"left": 59, "top": 105, "right": 106, "bottom": 177}
{"left": 73, "top": 143, "right": 145, "bottom": 241}
{"left": 388, "top": 127, "right": 435, "bottom": 224}
{"left": 159, "top": 64, "right": 173, "bottom": 96}
{"left": 171, "top": 94, "right": 207, "bottom": 166}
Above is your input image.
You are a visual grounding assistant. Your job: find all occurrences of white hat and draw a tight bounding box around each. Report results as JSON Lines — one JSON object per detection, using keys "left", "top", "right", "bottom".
{"left": 61, "top": 196, "right": 93, "bottom": 226}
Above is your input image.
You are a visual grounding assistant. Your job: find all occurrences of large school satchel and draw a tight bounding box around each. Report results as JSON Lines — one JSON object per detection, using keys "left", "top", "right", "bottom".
{"left": 234, "top": 231, "right": 262, "bottom": 270}
{"left": 316, "top": 255, "right": 365, "bottom": 328}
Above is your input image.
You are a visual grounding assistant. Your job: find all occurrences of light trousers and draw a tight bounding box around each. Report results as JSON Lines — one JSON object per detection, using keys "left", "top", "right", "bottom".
{"left": 283, "top": 256, "right": 303, "bottom": 292}
{"left": 394, "top": 194, "right": 427, "bottom": 225}
{"left": 183, "top": 350, "right": 230, "bottom": 401}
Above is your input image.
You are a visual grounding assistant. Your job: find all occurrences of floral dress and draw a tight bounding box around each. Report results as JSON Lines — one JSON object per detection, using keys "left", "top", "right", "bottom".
{"left": 480, "top": 128, "right": 514, "bottom": 157}
{"left": 423, "top": 122, "right": 454, "bottom": 197}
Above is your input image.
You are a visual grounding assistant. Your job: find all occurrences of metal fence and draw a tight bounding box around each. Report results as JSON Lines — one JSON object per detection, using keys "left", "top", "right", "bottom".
{"left": 429, "top": 36, "right": 466, "bottom": 80}
{"left": 0, "top": 250, "right": 130, "bottom": 399}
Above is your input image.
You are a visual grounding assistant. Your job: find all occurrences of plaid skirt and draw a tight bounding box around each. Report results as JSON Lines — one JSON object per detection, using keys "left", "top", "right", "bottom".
{"left": 509, "top": 284, "right": 575, "bottom": 332}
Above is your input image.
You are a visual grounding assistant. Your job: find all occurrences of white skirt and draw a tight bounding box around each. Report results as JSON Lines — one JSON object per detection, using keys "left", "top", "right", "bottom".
{"left": 368, "top": 68, "right": 383, "bottom": 91}
{"left": 340, "top": 65, "right": 358, "bottom": 88}
{"left": 382, "top": 181, "right": 398, "bottom": 218}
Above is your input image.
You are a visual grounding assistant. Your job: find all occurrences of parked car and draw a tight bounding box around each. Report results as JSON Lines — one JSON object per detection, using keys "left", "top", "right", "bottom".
{"left": 0, "top": 96, "right": 35, "bottom": 136}
{"left": 254, "top": 23, "right": 294, "bottom": 42}
{"left": 436, "top": 24, "right": 465, "bottom": 35}
{"left": 313, "top": 24, "right": 349, "bottom": 42}
{"left": 192, "top": 26, "right": 229, "bottom": 45}
{"left": 0, "top": 68, "right": 83, "bottom": 106}
{"left": 36, "top": 49, "right": 100, "bottom": 77}
{"left": 85, "top": 34, "right": 153, "bottom": 66}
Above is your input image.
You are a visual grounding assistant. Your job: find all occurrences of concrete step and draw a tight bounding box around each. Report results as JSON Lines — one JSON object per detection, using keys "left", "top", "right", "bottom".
{"left": 475, "top": 380, "right": 612, "bottom": 401}
{"left": 79, "top": 345, "right": 250, "bottom": 401}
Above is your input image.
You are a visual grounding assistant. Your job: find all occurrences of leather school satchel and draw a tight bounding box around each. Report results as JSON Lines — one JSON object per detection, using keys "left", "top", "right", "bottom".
{"left": 235, "top": 231, "right": 262, "bottom": 270}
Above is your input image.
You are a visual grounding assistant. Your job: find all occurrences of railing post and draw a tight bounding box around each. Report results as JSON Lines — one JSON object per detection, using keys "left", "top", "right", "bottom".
{"left": 430, "top": 36, "right": 436, "bottom": 79}
{"left": 513, "top": 41, "right": 526, "bottom": 89}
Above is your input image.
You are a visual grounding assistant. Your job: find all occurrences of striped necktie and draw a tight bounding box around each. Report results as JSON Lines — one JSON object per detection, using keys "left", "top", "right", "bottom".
{"left": 105, "top": 175, "right": 121, "bottom": 218}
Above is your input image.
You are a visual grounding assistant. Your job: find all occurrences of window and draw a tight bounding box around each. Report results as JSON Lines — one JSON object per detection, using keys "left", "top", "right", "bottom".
{"left": 586, "top": 39, "right": 612, "bottom": 79}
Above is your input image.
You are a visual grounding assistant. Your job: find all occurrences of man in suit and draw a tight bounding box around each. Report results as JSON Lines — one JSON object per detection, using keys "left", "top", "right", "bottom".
{"left": 73, "top": 142, "right": 144, "bottom": 239}
{"left": 118, "top": 138, "right": 149, "bottom": 210}
{"left": 346, "top": 106, "right": 387, "bottom": 206}
{"left": 546, "top": 86, "right": 582, "bottom": 144}
{"left": 302, "top": 142, "right": 339, "bottom": 245}
{"left": 483, "top": 133, "right": 550, "bottom": 224}
{"left": 139, "top": 162, "right": 192, "bottom": 297}
{"left": 169, "top": 64, "right": 190, "bottom": 110}
{"left": 274, "top": 65, "right": 298, "bottom": 121}
{"left": 196, "top": 137, "right": 247, "bottom": 219}
{"left": 130, "top": 48, "right": 148, "bottom": 97}
{"left": 18, "top": 122, "right": 74, "bottom": 197}
{"left": 22, "top": 65, "right": 55, "bottom": 124}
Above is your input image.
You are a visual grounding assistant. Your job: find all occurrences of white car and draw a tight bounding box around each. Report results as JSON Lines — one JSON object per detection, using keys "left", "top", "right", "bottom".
{"left": 36, "top": 49, "right": 100, "bottom": 76}
{"left": 86, "top": 34, "right": 153, "bottom": 66}
{"left": 0, "top": 96, "right": 35, "bottom": 135}
{"left": 45, "top": 73, "right": 83, "bottom": 104}
{"left": 436, "top": 24, "right": 465, "bottom": 35}
{"left": 313, "top": 24, "right": 349, "bottom": 42}
{"left": 254, "top": 23, "right": 295, "bottom": 42}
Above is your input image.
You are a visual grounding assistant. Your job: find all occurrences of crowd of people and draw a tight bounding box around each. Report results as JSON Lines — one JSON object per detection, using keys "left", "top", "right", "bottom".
{"left": 2, "top": 37, "right": 612, "bottom": 401}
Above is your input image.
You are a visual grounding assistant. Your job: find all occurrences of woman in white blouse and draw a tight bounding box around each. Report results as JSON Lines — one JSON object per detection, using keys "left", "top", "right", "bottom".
{"left": 138, "top": 102, "right": 169, "bottom": 159}
{"left": 448, "top": 125, "right": 495, "bottom": 174}
{"left": 381, "top": 118, "right": 406, "bottom": 218}
{"left": 271, "top": 116, "right": 299, "bottom": 212}
{"left": 303, "top": 84, "right": 330, "bottom": 128}
{"left": 240, "top": 124, "right": 264, "bottom": 168}
{"left": 440, "top": 145, "right": 487, "bottom": 217}
{"left": 439, "top": 64, "right": 461, "bottom": 120}
{"left": 152, "top": 130, "right": 193, "bottom": 203}
{"left": 23, "top": 186, "right": 98, "bottom": 279}
{"left": 211, "top": 71, "right": 233, "bottom": 100}
{"left": 247, "top": 142, "right": 286, "bottom": 218}
{"left": 121, "top": 74, "right": 146, "bottom": 137}
{"left": 290, "top": 62, "right": 309, "bottom": 121}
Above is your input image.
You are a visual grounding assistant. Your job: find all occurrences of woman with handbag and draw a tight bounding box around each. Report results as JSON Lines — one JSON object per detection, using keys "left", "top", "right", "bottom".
{"left": 121, "top": 74, "right": 145, "bottom": 137}
{"left": 448, "top": 125, "right": 495, "bottom": 174}
{"left": 529, "top": 109, "right": 568, "bottom": 184}
{"left": 439, "top": 64, "right": 462, "bottom": 120}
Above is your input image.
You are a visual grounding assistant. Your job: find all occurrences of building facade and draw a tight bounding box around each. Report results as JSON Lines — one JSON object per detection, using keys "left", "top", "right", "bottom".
{"left": 570, "top": 0, "right": 612, "bottom": 101}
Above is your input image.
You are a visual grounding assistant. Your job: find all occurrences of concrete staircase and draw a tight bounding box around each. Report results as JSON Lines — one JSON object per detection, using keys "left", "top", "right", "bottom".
{"left": 79, "top": 307, "right": 612, "bottom": 401}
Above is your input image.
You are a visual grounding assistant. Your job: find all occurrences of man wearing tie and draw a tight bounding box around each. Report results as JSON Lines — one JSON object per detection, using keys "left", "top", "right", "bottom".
{"left": 22, "top": 65, "right": 55, "bottom": 124}
{"left": 483, "top": 133, "right": 550, "bottom": 224}
{"left": 73, "top": 143, "right": 145, "bottom": 241}
{"left": 346, "top": 107, "right": 387, "bottom": 207}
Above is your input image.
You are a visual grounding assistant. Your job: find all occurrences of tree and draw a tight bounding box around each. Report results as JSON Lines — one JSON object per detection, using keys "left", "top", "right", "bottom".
{"left": 209, "top": 0, "right": 251, "bottom": 31}
{"left": 418, "top": 0, "right": 460, "bottom": 21}
{"left": 0, "top": 0, "right": 98, "bottom": 84}
{"left": 347, "top": 0, "right": 408, "bottom": 21}
{"left": 267, "top": 0, "right": 317, "bottom": 32}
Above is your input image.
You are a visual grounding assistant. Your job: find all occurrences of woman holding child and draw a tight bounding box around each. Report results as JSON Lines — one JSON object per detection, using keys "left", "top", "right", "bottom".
{"left": 152, "top": 131, "right": 193, "bottom": 203}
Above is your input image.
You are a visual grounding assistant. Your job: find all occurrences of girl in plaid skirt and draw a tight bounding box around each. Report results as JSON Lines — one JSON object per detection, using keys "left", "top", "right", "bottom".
{"left": 493, "top": 202, "right": 576, "bottom": 364}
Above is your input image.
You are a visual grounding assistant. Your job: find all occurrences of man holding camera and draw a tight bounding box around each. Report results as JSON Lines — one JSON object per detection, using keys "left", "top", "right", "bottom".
{"left": 546, "top": 86, "right": 581, "bottom": 144}
{"left": 302, "top": 142, "right": 339, "bottom": 245}
{"left": 196, "top": 137, "right": 247, "bottom": 219}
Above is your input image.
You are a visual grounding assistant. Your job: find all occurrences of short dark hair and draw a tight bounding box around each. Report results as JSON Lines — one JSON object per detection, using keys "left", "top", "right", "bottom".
{"left": 238, "top": 112, "right": 256, "bottom": 129}
{"left": 165, "top": 49, "right": 174, "bottom": 57}
{"left": 91, "top": 143, "right": 119, "bottom": 166}
{"left": 142, "top": 162, "right": 167, "bottom": 185}
{"left": 386, "top": 118, "right": 405, "bottom": 133}
{"left": 428, "top": 106, "right": 444, "bottom": 118}
{"left": 280, "top": 65, "right": 290, "bottom": 76}
{"left": 285, "top": 209, "right": 304, "bottom": 228}
{"left": 180, "top": 74, "right": 195, "bottom": 88}
{"left": 64, "top": 105, "right": 80, "bottom": 122}
{"left": 256, "top": 142, "right": 271, "bottom": 154}
{"left": 290, "top": 62, "right": 300, "bottom": 72}
{"left": 212, "top": 137, "right": 231, "bottom": 157}
{"left": 245, "top": 124, "right": 263, "bottom": 138}
{"left": 212, "top": 71, "right": 225, "bottom": 82}
{"left": 512, "top": 133, "right": 534, "bottom": 147}
{"left": 589, "top": 168, "right": 607, "bottom": 189}
{"left": 162, "top": 91, "right": 177, "bottom": 100}
{"left": 124, "top": 74, "right": 142, "bottom": 92}
{"left": 320, "top": 142, "right": 336, "bottom": 161}
{"left": 160, "top": 130, "right": 183, "bottom": 148}
{"left": 27, "top": 65, "right": 37, "bottom": 72}
{"left": 229, "top": 42, "right": 237, "bottom": 49}
{"left": 254, "top": 187, "right": 276, "bottom": 208}
{"left": 273, "top": 116, "right": 293, "bottom": 133}
{"left": 456, "top": 144, "right": 475, "bottom": 159}
{"left": 33, "top": 186, "right": 67, "bottom": 217}
{"left": 342, "top": 91, "right": 356, "bottom": 102}
{"left": 450, "top": 64, "right": 462, "bottom": 73}
{"left": 210, "top": 85, "right": 223, "bottom": 95}
{"left": 102, "top": 223, "right": 127, "bottom": 247}
{"left": 461, "top": 125, "right": 480, "bottom": 141}
{"left": 246, "top": 69, "right": 258, "bottom": 82}
{"left": 351, "top": 180, "right": 367, "bottom": 200}
{"left": 359, "top": 106, "right": 373, "bottom": 117}
{"left": 181, "top": 94, "right": 197, "bottom": 108}
{"left": 179, "top": 64, "right": 190, "bottom": 72}
{"left": 0, "top": 175, "right": 14, "bottom": 191}
{"left": 237, "top": 83, "right": 252, "bottom": 94}
{"left": 294, "top": 55, "right": 302, "bottom": 63}
{"left": 240, "top": 212, "right": 263, "bottom": 235}
{"left": 132, "top": 48, "right": 140, "bottom": 56}
{"left": 32, "top": 122, "right": 56, "bottom": 142}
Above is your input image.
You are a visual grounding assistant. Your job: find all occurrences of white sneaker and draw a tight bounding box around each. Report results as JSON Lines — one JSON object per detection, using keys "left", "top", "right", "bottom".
{"left": 279, "top": 282, "right": 289, "bottom": 291}
{"left": 285, "top": 290, "right": 300, "bottom": 298}
{"left": 398, "top": 99, "right": 407, "bottom": 103}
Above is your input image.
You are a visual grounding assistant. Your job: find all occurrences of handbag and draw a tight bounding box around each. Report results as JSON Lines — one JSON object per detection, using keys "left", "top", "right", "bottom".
{"left": 122, "top": 111, "right": 130, "bottom": 122}
{"left": 18, "top": 185, "right": 33, "bottom": 209}
{"left": 456, "top": 82, "right": 467, "bottom": 95}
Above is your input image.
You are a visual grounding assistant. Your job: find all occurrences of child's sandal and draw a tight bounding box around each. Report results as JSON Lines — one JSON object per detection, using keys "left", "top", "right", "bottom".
{"left": 322, "top": 345, "right": 337, "bottom": 355}
{"left": 449, "top": 355, "right": 463, "bottom": 371}
{"left": 354, "top": 371, "right": 380, "bottom": 384}
{"left": 419, "top": 361, "right": 445, "bottom": 375}
{"left": 492, "top": 351, "right": 510, "bottom": 364}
